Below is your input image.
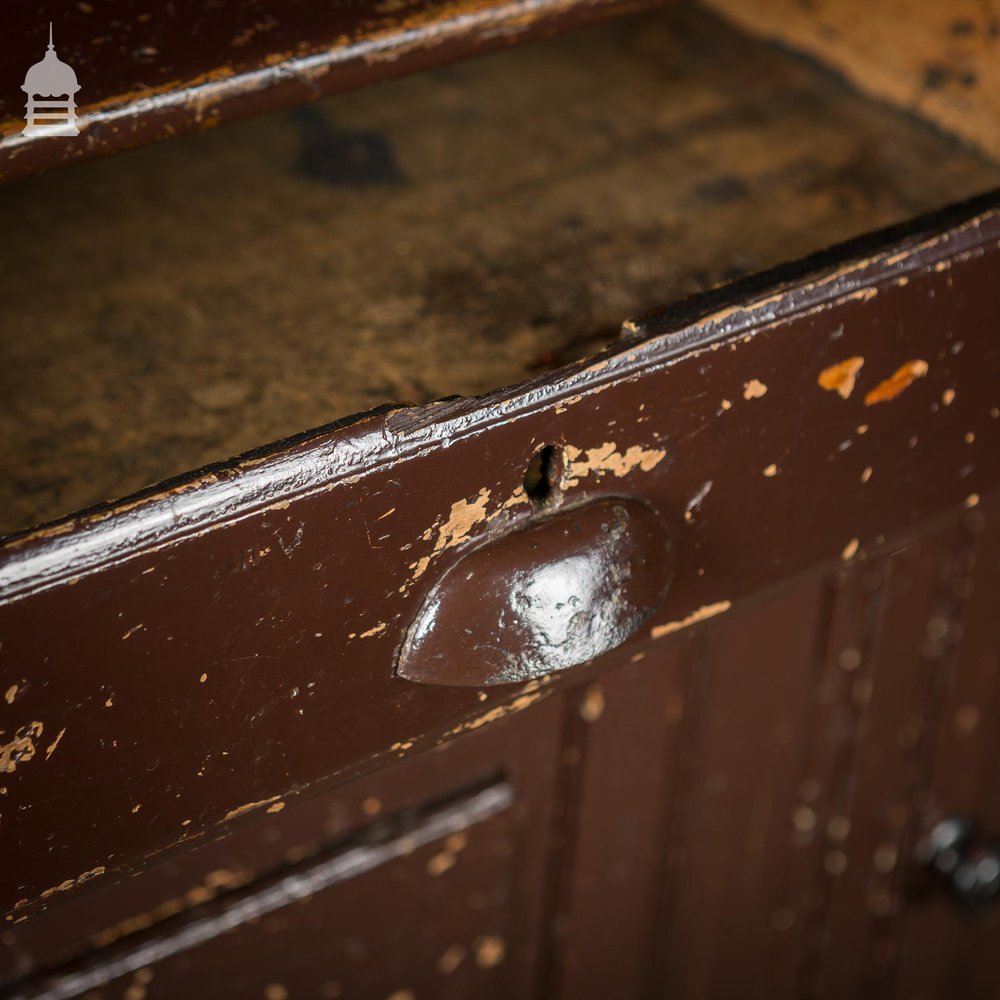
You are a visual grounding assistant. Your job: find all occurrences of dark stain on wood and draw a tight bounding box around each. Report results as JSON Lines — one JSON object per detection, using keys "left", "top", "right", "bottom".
{"left": 2, "top": 7, "right": 998, "bottom": 537}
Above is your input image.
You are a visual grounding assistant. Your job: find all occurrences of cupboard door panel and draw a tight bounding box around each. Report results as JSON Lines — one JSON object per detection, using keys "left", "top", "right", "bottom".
{"left": 893, "top": 496, "right": 1000, "bottom": 1000}
{"left": 2, "top": 697, "right": 565, "bottom": 1000}
{"left": 552, "top": 502, "right": 999, "bottom": 1000}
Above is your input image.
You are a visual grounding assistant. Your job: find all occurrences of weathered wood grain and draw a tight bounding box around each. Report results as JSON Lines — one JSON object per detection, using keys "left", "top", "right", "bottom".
{"left": 705, "top": 0, "right": 1000, "bottom": 160}
{"left": 2, "top": 7, "right": 997, "bottom": 536}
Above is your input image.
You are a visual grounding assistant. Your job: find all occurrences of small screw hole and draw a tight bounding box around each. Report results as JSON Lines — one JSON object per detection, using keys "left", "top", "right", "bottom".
{"left": 523, "top": 444, "right": 563, "bottom": 508}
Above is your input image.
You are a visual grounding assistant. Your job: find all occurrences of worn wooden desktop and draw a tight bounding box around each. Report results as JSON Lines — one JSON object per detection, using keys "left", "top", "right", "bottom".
{"left": 1, "top": 2, "right": 998, "bottom": 997}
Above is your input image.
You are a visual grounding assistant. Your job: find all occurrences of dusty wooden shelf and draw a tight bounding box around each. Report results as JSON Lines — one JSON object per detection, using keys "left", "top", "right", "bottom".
{"left": 1, "top": 5, "right": 998, "bottom": 536}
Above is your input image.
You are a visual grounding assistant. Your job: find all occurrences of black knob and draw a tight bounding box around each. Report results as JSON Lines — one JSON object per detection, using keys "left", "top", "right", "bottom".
{"left": 923, "top": 817, "right": 1000, "bottom": 911}
{"left": 953, "top": 845, "right": 1000, "bottom": 909}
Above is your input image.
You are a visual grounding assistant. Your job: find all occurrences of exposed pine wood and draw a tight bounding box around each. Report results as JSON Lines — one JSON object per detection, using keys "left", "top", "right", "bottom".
{"left": 704, "top": 0, "right": 1000, "bottom": 159}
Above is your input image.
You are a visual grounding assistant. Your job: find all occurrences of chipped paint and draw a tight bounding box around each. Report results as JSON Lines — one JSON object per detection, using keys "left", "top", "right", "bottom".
{"left": 864, "top": 359, "right": 928, "bottom": 405}
{"left": 554, "top": 393, "right": 583, "bottom": 414}
{"left": 965, "top": 493, "right": 980, "bottom": 508}
{"left": 651, "top": 600, "right": 732, "bottom": 639}
{"left": 223, "top": 794, "right": 281, "bottom": 822}
{"left": 942, "top": 388, "right": 956, "bottom": 405}
{"left": 743, "top": 379, "right": 768, "bottom": 400}
{"left": 499, "top": 485, "right": 529, "bottom": 510}
{"left": 91, "top": 866, "right": 253, "bottom": 948}
{"left": 444, "top": 691, "right": 544, "bottom": 737}
{"left": 403, "top": 443, "right": 664, "bottom": 590}
{"left": 0, "top": 721, "right": 43, "bottom": 774}
{"left": 39, "top": 865, "right": 106, "bottom": 901}
{"left": 359, "top": 622, "right": 388, "bottom": 638}
{"left": 763, "top": 463, "right": 778, "bottom": 477}
{"left": 45, "top": 728, "right": 65, "bottom": 761}
{"left": 861, "top": 466, "right": 873, "bottom": 483}
{"left": 841, "top": 538, "right": 859, "bottom": 560}
{"left": 266, "top": 801, "right": 285, "bottom": 814}
{"left": 3, "top": 685, "right": 16, "bottom": 705}
{"left": 38, "top": 879, "right": 73, "bottom": 899}
{"left": 563, "top": 441, "right": 666, "bottom": 486}
{"left": 408, "top": 488, "right": 492, "bottom": 584}
{"left": 818, "top": 356, "right": 864, "bottom": 399}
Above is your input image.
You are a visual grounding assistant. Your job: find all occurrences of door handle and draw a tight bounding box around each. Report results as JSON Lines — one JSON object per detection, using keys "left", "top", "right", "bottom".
{"left": 395, "top": 498, "right": 672, "bottom": 687}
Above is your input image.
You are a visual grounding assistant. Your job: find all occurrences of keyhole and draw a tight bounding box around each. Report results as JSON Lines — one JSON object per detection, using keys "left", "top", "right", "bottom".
{"left": 523, "top": 444, "right": 564, "bottom": 509}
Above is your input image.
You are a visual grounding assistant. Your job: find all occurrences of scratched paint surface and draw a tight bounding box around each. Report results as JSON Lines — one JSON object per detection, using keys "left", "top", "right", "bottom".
{"left": 0, "top": 198, "right": 997, "bottom": 926}
{"left": 1, "top": 700, "right": 562, "bottom": 996}
{"left": 0, "top": 3, "right": 997, "bottom": 991}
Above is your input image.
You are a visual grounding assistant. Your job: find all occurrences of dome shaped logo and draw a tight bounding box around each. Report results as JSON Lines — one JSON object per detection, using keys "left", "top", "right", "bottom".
{"left": 22, "top": 23, "right": 80, "bottom": 137}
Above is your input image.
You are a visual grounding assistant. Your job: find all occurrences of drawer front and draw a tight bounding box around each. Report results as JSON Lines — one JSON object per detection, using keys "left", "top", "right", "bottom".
{"left": 2, "top": 698, "right": 562, "bottom": 997}
{"left": 18, "top": 787, "right": 516, "bottom": 1000}
{"left": 1, "top": 195, "right": 998, "bottom": 944}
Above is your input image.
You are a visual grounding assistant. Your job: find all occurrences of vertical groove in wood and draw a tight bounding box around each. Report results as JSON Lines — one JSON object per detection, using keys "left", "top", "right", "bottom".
{"left": 798, "top": 551, "right": 901, "bottom": 998}
{"left": 758, "top": 573, "right": 842, "bottom": 1000}
{"left": 948, "top": 502, "right": 1000, "bottom": 1000}
{"left": 650, "top": 581, "right": 831, "bottom": 999}
{"left": 860, "top": 521, "right": 972, "bottom": 998}
{"left": 545, "top": 648, "right": 687, "bottom": 1000}
{"left": 892, "top": 498, "right": 1000, "bottom": 1000}
{"left": 800, "top": 520, "right": 980, "bottom": 1000}
{"left": 532, "top": 689, "right": 580, "bottom": 1000}
{"left": 782, "top": 558, "right": 892, "bottom": 1000}
{"left": 540, "top": 505, "right": 999, "bottom": 1000}
{"left": 648, "top": 631, "right": 712, "bottom": 999}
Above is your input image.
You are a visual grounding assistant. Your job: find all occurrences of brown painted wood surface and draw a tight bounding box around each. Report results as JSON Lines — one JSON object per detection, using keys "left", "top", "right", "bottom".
{"left": 1, "top": 8, "right": 999, "bottom": 996}
{"left": 0, "top": 698, "right": 564, "bottom": 989}
{"left": 3, "top": 698, "right": 565, "bottom": 998}
{"left": 1, "top": 186, "right": 998, "bottom": 998}
{"left": 7, "top": 506, "right": 995, "bottom": 997}
{"left": 549, "top": 501, "right": 1000, "bottom": 998}
{"left": 0, "top": 0, "right": 663, "bottom": 183}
